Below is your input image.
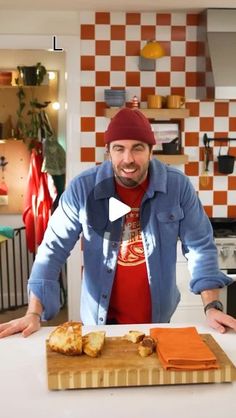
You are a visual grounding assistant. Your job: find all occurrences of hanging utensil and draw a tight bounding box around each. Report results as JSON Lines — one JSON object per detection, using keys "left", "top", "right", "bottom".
{"left": 200, "top": 134, "right": 210, "bottom": 187}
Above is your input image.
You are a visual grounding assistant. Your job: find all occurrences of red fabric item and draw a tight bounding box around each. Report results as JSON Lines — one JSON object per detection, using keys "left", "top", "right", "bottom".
{"left": 23, "top": 146, "right": 53, "bottom": 253}
{"left": 0, "top": 181, "right": 8, "bottom": 195}
{"left": 108, "top": 178, "right": 152, "bottom": 324}
{"left": 104, "top": 108, "right": 156, "bottom": 145}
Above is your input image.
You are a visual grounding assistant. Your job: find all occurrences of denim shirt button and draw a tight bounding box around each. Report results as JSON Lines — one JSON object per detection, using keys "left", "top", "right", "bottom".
{"left": 112, "top": 242, "right": 117, "bottom": 248}
{"left": 107, "top": 268, "right": 112, "bottom": 273}
{"left": 99, "top": 317, "right": 104, "bottom": 322}
{"left": 169, "top": 214, "right": 175, "bottom": 220}
{"left": 102, "top": 294, "right": 107, "bottom": 299}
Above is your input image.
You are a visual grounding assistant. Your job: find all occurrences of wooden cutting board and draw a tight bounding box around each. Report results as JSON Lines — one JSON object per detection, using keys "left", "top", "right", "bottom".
{"left": 46, "top": 334, "right": 236, "bottom": 390}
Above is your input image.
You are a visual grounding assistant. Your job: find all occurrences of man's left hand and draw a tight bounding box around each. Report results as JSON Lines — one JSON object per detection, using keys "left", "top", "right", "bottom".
{"left": 206, "top": 309, "right": 236, "bottom": 333}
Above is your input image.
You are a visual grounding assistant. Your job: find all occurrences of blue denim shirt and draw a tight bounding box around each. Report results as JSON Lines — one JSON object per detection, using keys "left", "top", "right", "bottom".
{"left": 28, "top": 159, "right": 232, "bottom": 324}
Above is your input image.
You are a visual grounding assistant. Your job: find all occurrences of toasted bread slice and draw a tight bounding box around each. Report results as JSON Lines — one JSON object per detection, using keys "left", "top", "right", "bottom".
{"left": 82, "top": 331, "right": 106, "bottom": 357}
{"left": 48, "top": 321, "right": 82, "bottom": 356}
{"left": 123, "top": 330, "right": 145, "bottom": 343}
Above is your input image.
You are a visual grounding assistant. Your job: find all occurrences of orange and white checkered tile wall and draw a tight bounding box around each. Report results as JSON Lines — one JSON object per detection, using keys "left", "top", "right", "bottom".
{"left": 79, "top": 11, "right": 236, "bottom": 218}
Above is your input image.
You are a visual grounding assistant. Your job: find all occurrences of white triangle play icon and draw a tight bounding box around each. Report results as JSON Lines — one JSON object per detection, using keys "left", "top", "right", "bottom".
{"left": 109, "top": 197, "right": 131, "bottom": 222}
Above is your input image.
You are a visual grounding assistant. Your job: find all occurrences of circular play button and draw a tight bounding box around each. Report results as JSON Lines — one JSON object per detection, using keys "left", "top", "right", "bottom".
{"left": 85, "top": 176, "right": 151, "bottom": 243}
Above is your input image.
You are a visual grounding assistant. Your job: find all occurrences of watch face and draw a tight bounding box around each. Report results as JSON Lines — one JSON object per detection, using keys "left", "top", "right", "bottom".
{"left": 204, "top": 300, "right": 223, "bottom": 314}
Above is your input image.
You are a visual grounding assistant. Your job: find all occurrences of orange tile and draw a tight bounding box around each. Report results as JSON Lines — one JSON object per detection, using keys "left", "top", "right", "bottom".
{"left": 214, "top": 133, "right": 228, "bottom": 145}
{"left": 81, "top": 25, "right": 95, "bottom": 40}
{"left": 96, "top": 132, "right": 105, "bottom": 147}
{"left": 197, "top": 72, "right": 205, "bottom": 86}
{"left": 81, "top": 56, "right": 95, "bottom": 71}
{"left": 206, "top": 87, "right": 215, "bottom": 99}
{"left": 96, "top": 41, "right": 110, "bottom": 55}
{"left": 96, "top": 102, "right": 106, "bottom": 117}
{"left": 81, "top": 117, "right": 95, "bottom": 132}
{"left": 186, "top": 72, "right": 197, "bottom": 86}
{"left": 227, "top": 206, "right": 236, "bottom": 217}
{"left": 81, "top": 147, "right": 95, "bottom": 162}
{"left": 197, "top": 41, "right": 205, "bottom": 55}
{"left": 171, "top": 87, "right": 185, "bottom": 96}
{"left": 229, "top": 147, "right": 236, "bottom": 157}
{"left": 186, "top": 41, "right": 198, "bottom": 56}
{"left": 156, "top": 14, "right": 171, "bottom": 25}
{"left": 80, "top": 87, "right": 95, "bottom": 101}
{"left": 171, "top": 26, "right": 186, "bottom": 41}
{"left": 156, "top": 72, "right": 170, "bottom": 86}
{"left": 95, "top": 12, "right": 110, "bottom": 24}
{"left": 111, "top": 25, "right": 126, "bottom": 40}
{"left": 126, "top": 13, "right": 141, "bottom": 25}
{"left": 186, "top": 101, "right": 200, "bottom": 117}
{"left": 203, "top": 206, "right": 213, "bottom": 217}
{"left": 171, "top": 57, "right": 185, "bottom": 71}
{"left": 206, "top": 57, "right": 212, "bottom": 71}
{"left": 141, "top": 26, "right": 156, "bottom": 40}
{"left": 199, "top": 176, "right": 213, "bottom": 190}
{"left": 200, "top": 117, "right": 214, "bottom": 131}
{"left": 213, "top": 191, "right": 227, "bottom": 205}
{"left": 96, "top": 71, "right": 110, "bottom": 86}
{"left": 228, "top": 176, "right": 236, "bottom": 189}
{"left": 158, "top": 41, "right": 170, "bottom": 56}
{"left": 126, "top": 71, "right": 140, "bottom": 86}
{"left": 185, "top": 132, "right": 199, "bottom": 146}
{"left": 187, "top": 14, "right": 200, "bottom": 25}
{"left": 141, "top": 87, "right": 155, "bottom": 102}
{"left": 126, "top": 41, "right": 140, "bottom": 56}
{"left": 229, "top": 117, "right": 236, "bottom": 131}
{"left": 185, "top": 161, "right": 199, "bottom": 176}
{"left": 214, "top": 102, "right": 229, "bottom": 116}
{"left": 111, "top": 56, "right": 125, "bottom": 71}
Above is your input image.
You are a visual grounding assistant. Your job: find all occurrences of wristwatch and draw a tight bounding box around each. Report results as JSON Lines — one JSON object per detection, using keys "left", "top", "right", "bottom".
{"left": 204, "top": 300, "right": 224, "bottom": 315}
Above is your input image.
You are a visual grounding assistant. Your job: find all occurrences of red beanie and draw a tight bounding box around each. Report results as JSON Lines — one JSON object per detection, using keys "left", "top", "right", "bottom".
{"left": 104, "top": 108, "right": 156, "bottom": 145}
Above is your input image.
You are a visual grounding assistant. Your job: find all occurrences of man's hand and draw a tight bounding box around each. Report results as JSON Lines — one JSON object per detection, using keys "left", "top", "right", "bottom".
{"left": 0, "top": 313, "right": 41, "bottom": 338}
{"left": 205, "top": 309, "right": 236, "bottom": 333}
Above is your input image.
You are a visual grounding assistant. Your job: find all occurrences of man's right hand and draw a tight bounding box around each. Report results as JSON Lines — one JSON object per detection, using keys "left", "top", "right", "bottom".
{"left": 0, "top": 313, "right": 41, "bottom": 338}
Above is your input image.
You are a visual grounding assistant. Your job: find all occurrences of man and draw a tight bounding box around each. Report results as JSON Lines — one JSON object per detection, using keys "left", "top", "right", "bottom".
{"left": 0, "top": 108, "right": 235, "bottom": 338}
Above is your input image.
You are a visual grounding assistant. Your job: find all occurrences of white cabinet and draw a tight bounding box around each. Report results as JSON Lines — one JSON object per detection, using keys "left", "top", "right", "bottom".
{"left": 171, "top": 242, "right": 205, "bottom": 323}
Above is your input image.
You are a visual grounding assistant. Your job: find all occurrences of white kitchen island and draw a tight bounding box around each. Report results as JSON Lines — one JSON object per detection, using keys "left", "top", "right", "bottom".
{"left": 0, "top": 323, "right": 235, "bottom": 418}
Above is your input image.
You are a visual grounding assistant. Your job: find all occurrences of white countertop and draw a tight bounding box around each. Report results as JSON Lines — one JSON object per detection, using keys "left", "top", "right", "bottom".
{"left": 0, "top": 323, "right": 235, "bottom": 418}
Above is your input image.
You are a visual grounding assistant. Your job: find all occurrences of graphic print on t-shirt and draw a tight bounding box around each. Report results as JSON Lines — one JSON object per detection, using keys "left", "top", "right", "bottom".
{"left": 118, "top": 208, "right": 145, "bottom": 266}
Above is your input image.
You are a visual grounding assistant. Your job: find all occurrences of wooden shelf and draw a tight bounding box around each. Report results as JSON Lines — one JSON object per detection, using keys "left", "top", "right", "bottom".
{"left": 104, "top": 107, "right": 190, "bottom": 120}
{"left": 153, "top": 154, "right": 189, "bottom": 165}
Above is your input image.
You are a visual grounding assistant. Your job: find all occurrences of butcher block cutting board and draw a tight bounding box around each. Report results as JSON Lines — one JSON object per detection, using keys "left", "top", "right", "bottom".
{"left": 46, "top": 334, "right": 236, "bottom": 390}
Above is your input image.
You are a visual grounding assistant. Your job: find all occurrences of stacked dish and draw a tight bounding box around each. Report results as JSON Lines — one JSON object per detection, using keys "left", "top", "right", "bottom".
{"left": 104, "top": 89, "right": 126, "bottom": 108}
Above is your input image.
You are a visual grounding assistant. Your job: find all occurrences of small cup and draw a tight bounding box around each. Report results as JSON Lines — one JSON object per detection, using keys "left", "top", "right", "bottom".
{"left": 167, "top": 95, "right": 185, "bottom": 109}
{"left": 147, "top": 94, "right": 163, "bottom": 109}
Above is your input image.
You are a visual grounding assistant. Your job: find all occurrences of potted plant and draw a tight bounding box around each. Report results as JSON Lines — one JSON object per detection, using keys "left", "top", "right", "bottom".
{"left": 16, "top": 62, "right": 47, "bottom": 86}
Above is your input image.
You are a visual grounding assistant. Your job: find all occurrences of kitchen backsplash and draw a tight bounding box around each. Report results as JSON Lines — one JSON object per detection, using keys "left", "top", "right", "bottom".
{"left": 79, "top": 11, "right": 236, "bottom": 218}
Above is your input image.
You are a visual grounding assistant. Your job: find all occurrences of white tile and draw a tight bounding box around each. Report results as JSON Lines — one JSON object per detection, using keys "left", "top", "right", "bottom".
{"left": 95, "top": 87, "right": 106, "bottom": 102}
{"left": 170, "top": 72, "right": 185, "bottom": 87}
{"left": 214, "top": 117, "right": 229, "bottom": 132}
{"left": 185, "top": 147, "right": 199, "bottom": 161}
{"left": 227, "top": 191, "right": 236, "bottom": 205}
{"left": 185, "top": 57, "right": 197, "bottom": 71}
{"left": 198, "top": 191, "right": 213, "bottom": 205}
{"left": 185, "top": 87, "right": 197, "bottom": 99}
{"left": 199, "top": 101, "right": 214, "bottom": 116}
{"left": 95, "top": 25, "right": 111, "bottom": 40}
{"left": 157, "top": 56, "right": 170, "bottom": 71}
{"left": 110, "top": 12, "right": 126, "bottom": 25}
{"left": 170, "top": 41, "right": 186, "bottom": 56}
{"left": 80, "top": 132, "right": 95, "bottom": 147}
{"left": 96, "top": 147, "right": 106, "bottom": 163}
{"left": 80, "top": 71, "right": 95, "bottom": 86}
{"left": 110, "top": 71, "right": 126, "bottom": 87}
{"left": 140, "top": 13, "right": 157, "bottom": 25}
{"left": 186, "top": 26, "right": 197, "bottom": 41}
{"left": 80, "top": 12, "right": 95, "bottom": 24}
{"left": 213, "top": 176, "right": 228, "bottom": 190}
{"left": 171, "top": 12, "right": 187, "bottom": 26}
{"left": 229, "top": 101, "right": 236, "bottom": 117}
{"left": 80, "top": 102, "right": 96, "bottom": 116}
{"left": 184, "top": 117, "right": 200, "bottom": 132}
{"left": 95, "top": 56, "right": 110, "bottom": 71}
{"left": 125, "top": 26, "right": 141, "bottom": 40}
{"left": 80, "top": 40, "right": 95, "bottom": 55}
{"left": 188, "top": 176, "right": 199, "bottom": 191}
{"left": 156, "top": 26, "right": 171, "bottom": 41}
{"left": 155, "top": 87, "right": 170, "bottom": 96}
{"left": 79, "top": 162, "right": 96, "bottom": 171}
{"left": 110, "top": 41, "right": 126, "bottom": 56}
{"left": 140, "top": 71, "right": 156, "bottom": 87}
{"left": 212, "top": 205, "right": 228, "bottom": 217}
{"left": 126, "top": 88, "right": 141, "bottom": 102}
{"left": 126, "top": 56, "right": 139, "bottom": 71}
{"left": 95, "top": 117, "right": 106, "bottom": 132}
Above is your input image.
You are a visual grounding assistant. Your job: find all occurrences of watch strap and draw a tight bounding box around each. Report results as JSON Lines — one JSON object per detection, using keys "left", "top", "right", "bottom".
{"left": 204, "top": 300, "right": 224, "bottom": 315}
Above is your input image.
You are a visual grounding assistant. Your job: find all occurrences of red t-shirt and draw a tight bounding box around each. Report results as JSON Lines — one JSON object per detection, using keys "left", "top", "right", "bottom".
{"left": 107, "top": 177, "right": 152, "bottom": 324}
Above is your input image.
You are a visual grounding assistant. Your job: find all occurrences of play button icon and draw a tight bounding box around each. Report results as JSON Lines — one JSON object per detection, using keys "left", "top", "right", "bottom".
{"left": 109, "top": 197, "right": 131, "bottom": 222}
